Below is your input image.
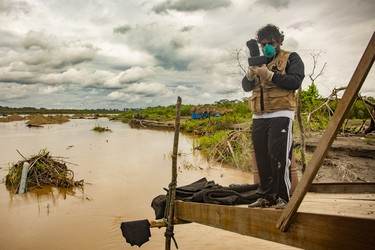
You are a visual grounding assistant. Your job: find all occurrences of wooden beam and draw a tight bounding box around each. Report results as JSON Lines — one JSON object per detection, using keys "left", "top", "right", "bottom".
{"left": 277, "top": 32, "right": 375, "bottom": 232}
{"left": 149, "top": 219, "right": 190, "bottom": 228}
{"left": 175, "top": 201, "right": 375, "bottom": 249}
{"left": 310, "top": 182, "right": 375, "bottom": 193}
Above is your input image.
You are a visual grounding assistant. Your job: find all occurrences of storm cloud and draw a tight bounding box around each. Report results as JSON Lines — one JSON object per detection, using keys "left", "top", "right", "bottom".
{"left": 0, "top": 0, "right": 374, "bottom": 109}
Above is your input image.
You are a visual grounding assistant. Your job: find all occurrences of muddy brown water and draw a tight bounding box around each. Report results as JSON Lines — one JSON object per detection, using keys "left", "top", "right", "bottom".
{"left": 0, "top": 118, "right": 298, "bottom": 249}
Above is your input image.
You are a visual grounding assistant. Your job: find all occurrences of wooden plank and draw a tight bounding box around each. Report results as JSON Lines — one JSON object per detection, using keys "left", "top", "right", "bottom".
{"left": 175, "top": 201, "right": 375, "bottom": 249}
{"left": 310, "top": 182, "right": 375, "bottom": 193}
{"left": 300, "top": 193, "right": 375, "bottom": 219}
{"left": 149, "top": 219, "right": 190, "bottom": 228}
{"left": 277, "top": 32, "right": 375, "bottom": 232}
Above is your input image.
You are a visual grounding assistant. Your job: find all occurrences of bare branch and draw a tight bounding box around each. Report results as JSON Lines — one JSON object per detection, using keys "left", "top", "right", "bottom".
{"left": 307, "top": 50, "right": 327, "bottom": 83}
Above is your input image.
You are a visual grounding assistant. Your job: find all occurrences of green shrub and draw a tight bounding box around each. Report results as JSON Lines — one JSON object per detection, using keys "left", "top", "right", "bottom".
{"left": 197, "top": 130, "right": 230, "bottom": 156}
{"left": 92, "top": 124, "right": 112, "bottom": 133}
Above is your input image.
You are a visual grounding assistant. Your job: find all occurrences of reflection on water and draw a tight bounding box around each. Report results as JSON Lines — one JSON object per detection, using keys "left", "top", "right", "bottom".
{"left": 0, "top": 118, "right": 297, "bottom": 250}
{"left": 6, "top": 185, "right": 83, "bottom": 203}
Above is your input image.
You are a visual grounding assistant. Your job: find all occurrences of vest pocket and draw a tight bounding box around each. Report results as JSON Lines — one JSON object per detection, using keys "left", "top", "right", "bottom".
{"left": 267, "top": 91, "right": 295, "bottom": 111}
{"left": 249, "top": 92, "right": 261, "bottom": 114}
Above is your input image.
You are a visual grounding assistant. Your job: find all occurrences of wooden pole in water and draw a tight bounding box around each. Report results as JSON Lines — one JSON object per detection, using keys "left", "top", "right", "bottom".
{"left": 18, "top": 162, "right": 29, "bottom": 194}
{"left": 165, "top": 96, "right": 182, "bottom": 250}
{"left": 277, "top": 31, "right": 375, "bottom": 232}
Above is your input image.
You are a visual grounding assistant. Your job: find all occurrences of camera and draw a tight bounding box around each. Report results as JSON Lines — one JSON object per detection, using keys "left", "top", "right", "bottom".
{"left": 246, "top": 39, "right": 268, "bottom": 66}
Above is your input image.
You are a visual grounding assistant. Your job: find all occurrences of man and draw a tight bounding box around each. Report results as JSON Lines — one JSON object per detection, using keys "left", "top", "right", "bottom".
{"left": 242, "top": 24, "right": 305, "bottom": 209}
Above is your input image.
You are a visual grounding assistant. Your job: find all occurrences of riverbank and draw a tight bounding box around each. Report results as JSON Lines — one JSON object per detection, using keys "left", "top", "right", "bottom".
{"left": 128, "top": 115, "right": 375, "bottom": 182}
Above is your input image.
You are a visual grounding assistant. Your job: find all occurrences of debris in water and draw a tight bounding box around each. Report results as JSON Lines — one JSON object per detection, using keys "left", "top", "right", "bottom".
{"left": 5, "top": 149, "right": 83, "bottom": 193}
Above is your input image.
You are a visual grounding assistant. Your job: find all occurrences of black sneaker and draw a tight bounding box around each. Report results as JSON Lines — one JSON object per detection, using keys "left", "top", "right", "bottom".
{"left": 248, "top": 198, "right": 274, "bottom": 208}
{"left": 275, "top": 198, "right": 288, "bottom": 209}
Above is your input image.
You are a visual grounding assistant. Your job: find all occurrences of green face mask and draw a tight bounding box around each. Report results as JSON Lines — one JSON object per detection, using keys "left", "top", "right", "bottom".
{"left": 262, "top": 44, "right": 276, "bottom": 58}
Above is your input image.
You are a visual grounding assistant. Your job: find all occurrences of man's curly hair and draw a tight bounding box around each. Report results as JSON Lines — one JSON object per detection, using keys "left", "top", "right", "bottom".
{"left": 256, "top": 24, "right": 284, "bottom": 44}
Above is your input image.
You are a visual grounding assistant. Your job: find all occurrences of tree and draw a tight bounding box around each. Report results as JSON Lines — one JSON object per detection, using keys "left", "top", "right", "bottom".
{"left": 301, "top": 83, "right": 320, "bottom": 112}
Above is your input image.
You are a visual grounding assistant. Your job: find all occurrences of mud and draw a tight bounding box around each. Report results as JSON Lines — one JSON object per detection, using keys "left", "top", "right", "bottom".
{"left": 303, "top": 133, "right": 375, "bottom": 183}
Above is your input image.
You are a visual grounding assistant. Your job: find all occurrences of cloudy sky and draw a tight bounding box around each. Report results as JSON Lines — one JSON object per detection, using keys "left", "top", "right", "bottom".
{"left": 1, "top": 0, "right": 374, "bottom": 109}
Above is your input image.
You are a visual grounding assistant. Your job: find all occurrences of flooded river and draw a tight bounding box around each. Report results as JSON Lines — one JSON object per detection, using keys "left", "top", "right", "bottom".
{"left": 0, "top": 118, "right": 297, "bottom": 249}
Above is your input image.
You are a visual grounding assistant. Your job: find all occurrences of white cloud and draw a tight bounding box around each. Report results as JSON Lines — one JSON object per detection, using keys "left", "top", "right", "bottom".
{"left": 38, "top": 85, "right": 64, "bottom": 95}
{"left": 119, "top": 66, "right": 156, "bottom": 83}
{"left": 125, "top": 82, "right": 170, "bottom": 96}
{"left": 0, "top": 83, "right": 29, "bottom": 100}
{"left": 176, "top": 85, "right": 190, "bottom": 93}
{"left": 202, "top": 92, "right": 212, "bottom": 99}
{"left": 0, "top": 0, "right": 32, "bottom": 16}
{"left": 107, "top": 91, "right": 125, "bottom": 100}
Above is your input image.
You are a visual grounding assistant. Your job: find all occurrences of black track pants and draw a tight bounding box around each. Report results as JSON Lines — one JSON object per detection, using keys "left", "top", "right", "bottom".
{"left": 251, "top": 117, "right": 293, "bottom": 201}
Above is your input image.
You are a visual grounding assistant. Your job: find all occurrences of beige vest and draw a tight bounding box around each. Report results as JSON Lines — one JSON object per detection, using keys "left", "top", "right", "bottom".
{"left": 249, "top": 50, "right": 296, "bottom": 115}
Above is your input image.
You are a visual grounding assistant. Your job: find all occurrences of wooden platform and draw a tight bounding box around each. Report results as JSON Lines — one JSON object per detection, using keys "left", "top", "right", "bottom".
{"left": 174, "top": 191, "right": 375, "bottom": 249}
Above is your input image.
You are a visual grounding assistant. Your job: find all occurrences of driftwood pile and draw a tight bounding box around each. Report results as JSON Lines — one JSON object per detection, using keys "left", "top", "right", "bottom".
{"left": 6, "top": 149, "right": 83, "bottom": 193}
{"left": 129, "top": 118, "right": 175, "bottom": 130}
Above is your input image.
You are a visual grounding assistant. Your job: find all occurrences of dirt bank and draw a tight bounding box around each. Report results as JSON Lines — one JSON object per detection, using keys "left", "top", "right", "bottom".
{"left": 0, "top": 114, "right": 71, "bottom": 125}
{"left": 303, "top": 133, "right": 375, "bottom": 183}
{"left": 25, "top": 114, "right": 70, "bottom": 125}
{"left": 0, "top": 114, "right": 24, "bottom": 122}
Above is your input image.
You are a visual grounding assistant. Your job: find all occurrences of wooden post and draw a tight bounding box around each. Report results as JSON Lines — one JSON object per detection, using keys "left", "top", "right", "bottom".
{"left": 18, "top": 162, "right": 29, "bottom": 194}
{"left": 277, "top": 32, "right": 375, "bottom": 232}
{"left": 165, "top": 96, "right": 182, "bottom": 250}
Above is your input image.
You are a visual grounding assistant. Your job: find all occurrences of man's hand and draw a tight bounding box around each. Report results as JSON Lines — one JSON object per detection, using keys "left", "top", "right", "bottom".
{"left": 246, "top": 66, "right": 256, "bottom": 81}
{"left": 252, "top": 64, "right": 274, "bottom": 82}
